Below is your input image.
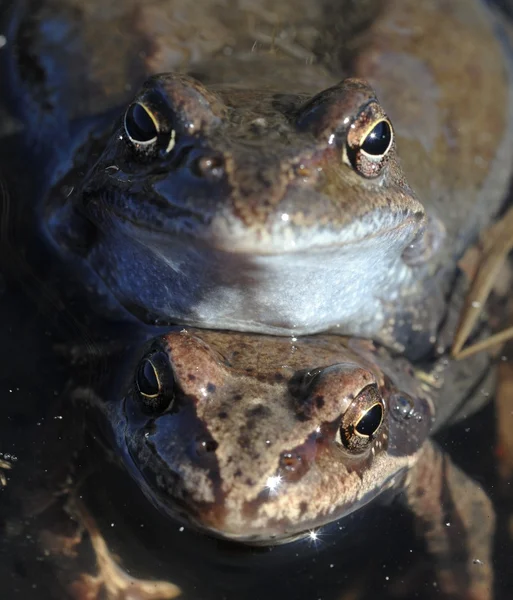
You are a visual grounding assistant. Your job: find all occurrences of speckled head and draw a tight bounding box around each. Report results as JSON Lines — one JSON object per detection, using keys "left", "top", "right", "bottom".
{"left": 60, "top": 74, "right": 427, "bottom": 337}
{"left": 117, "top": 328, "right": 433, "bottom": 544}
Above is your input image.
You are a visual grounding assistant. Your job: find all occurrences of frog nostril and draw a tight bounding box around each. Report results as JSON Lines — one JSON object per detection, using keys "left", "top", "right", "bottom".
{"left": 280, "top": 452, "right": 302, "bottom": 471}
{"left": 190, "top": 152, "right": 225, "bottom": 181}
{"left": 293, "top": 163, "right": 311, "bottom": 179}
{"left": 194, "top": 435, "right": 219, "bottom": 457}
{"left": 278, "top": 451, "right": 309, "bottom": 482}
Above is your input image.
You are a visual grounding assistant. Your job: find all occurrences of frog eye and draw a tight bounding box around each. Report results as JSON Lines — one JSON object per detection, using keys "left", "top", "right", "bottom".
{"left": 124, "top": 102, "right": 159, "bottom": 146}
{"left": 344, "top": 102, "right": 394, "bottom": 178}
{"left": 337, "top": 384, "right": 385, "bottom": 453}
{"left": 134, "top": 350, "right": 175, "bottom": 414}
{"left": 360, "top": 120, "right": 392, "bottom": 157}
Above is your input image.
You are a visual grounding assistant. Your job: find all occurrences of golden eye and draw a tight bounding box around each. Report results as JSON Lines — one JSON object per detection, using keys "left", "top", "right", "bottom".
{"left": 135, "top": 350, "right": 175, "bottom": 414}
{"left": 344, "top": 102, "right": 394, "bottom": 179}
{"left": 360, "top": 119, "right": 393, "bottom": 157}
{"left": 354, "top": 402, "right": 383, "bottom": 436}
{"left": 338, "top": 385, "right": 385, "bottom": 453}
{"left": 124, "top": 102, "right": 159, "bottom": 146}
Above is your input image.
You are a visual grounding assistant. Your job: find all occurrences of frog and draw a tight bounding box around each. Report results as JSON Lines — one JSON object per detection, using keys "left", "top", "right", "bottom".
{"left": 19, "top": 0, "right": 508, "bottom": 358}
{"left": 49, "top": 75, "right": 427, "bottom": 348}
{"left": 75, "top": 326, "right": 495, "bottom": 600}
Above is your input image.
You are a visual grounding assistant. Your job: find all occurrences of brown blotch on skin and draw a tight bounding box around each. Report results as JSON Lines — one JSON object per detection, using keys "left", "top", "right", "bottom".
{"left": 314, "top": 394, "right": 325, "bottom": 408}
{"left": 246, "top": 404, "right": 272, "bottom": 418}
{"left": 415, "top": 486, "right": 426, "bottom": 499}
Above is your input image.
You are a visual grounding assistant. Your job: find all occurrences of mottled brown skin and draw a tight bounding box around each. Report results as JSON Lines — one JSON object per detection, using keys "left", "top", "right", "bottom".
{"left": 117, "top": 329, "right": 432, "bottom": 540}
{"left": 97, "top": 328, "right": 495, "bottom": 599}
{"left": 36, "top": 0, "right": 513, "bottom": 357}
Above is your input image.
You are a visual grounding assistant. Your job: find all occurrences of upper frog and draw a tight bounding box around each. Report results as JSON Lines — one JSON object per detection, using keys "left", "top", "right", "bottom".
{"left": 6, "top": 0, "right": 513, "bottom": 354}
{"left": 39, "top": 0, "right": 513, "bottom": 355}
{"left": 52, "top": 75, "right": 425, "bottom": 343}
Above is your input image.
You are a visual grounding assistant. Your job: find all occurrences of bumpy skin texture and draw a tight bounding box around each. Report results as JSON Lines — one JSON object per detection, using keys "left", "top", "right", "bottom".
{"left": 34, "top": 0, "right": 513, "bottom": 355}
{"left": 99, "top": 328, "right": 495, "bottom": 599}
{"left": 111, "top": 329, "right": 435, "bottom": 542}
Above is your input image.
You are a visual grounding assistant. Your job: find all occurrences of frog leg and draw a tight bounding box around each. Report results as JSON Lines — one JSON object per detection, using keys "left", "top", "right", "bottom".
{"left": 452, "top": 205, "right": 513, "bottom": 359}
{"left": 404, "top": 440, "right": 495, "bottom": 600}
{"left": 68, "top": 496, "right": 181, "bottom": 600}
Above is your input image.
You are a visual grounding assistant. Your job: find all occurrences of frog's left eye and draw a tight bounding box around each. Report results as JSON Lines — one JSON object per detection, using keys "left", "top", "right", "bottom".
{"left": 337, "top": 384, "right": 385, "bottom": 453}
{"left": 124, "top": 102, "right": 159, "bottom": 146}
{"left": 134, "top": 350, "right": 175, "bottom": 414}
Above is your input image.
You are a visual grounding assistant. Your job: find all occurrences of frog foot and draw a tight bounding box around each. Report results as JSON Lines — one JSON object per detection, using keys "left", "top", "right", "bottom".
{"left": 68, "top": 497, "right": 181, "bottom": 600}
{"left": 0, "top": 457, "right": 13, "bottom": 487}
{"left": 452, "top": 205, "right": 513, "bottom": 359}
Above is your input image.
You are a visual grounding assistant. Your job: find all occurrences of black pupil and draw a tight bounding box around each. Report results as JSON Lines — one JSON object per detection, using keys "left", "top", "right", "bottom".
{"left": 137, "top": 359, "right": 160, "bottom": 396}
{"left": 361, "top": 121, "right": 391, "bottom": 155}
{"left": 125, "top": 103, "right": 157, "bottom": 143}
{"left": 356, "top": 404, "right": 383, "bottom": 436}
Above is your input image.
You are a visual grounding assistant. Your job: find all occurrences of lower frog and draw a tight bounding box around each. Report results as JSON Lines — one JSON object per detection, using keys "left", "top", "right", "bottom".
{"left": 80, "top": 328, "right": 496, "bottom": 600}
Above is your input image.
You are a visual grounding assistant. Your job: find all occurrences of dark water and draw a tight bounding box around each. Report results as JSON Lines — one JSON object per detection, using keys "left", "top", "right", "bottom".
{"left": 0, "top": 2, "right": 512, "bottom": 599}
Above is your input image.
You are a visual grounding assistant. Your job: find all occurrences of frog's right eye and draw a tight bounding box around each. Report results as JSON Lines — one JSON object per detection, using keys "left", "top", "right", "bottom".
{"left": 344, "top": 103, "right": 394, "bottom": 179}
{"left": 360, "top": 120, "right": 392, "bottom": 157}
{"left": 135, "top": 350, "right": 175, "bottom": 414}
{"left": 124, "top": 102, "right": 159, "bottom": 146}
{"left": 336, "top": 384, "right": 385, "bottom": 453}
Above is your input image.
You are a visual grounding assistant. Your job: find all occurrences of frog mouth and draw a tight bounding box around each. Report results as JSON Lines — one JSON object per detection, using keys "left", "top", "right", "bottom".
{"left": 209, "top": 210, "right": 425, "bottom": 255}
{"left": 120, "top": 464, "right": 408, "bottom": 547}
{"left": 110, "top": 207, "right": 424, "bottom": 256}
